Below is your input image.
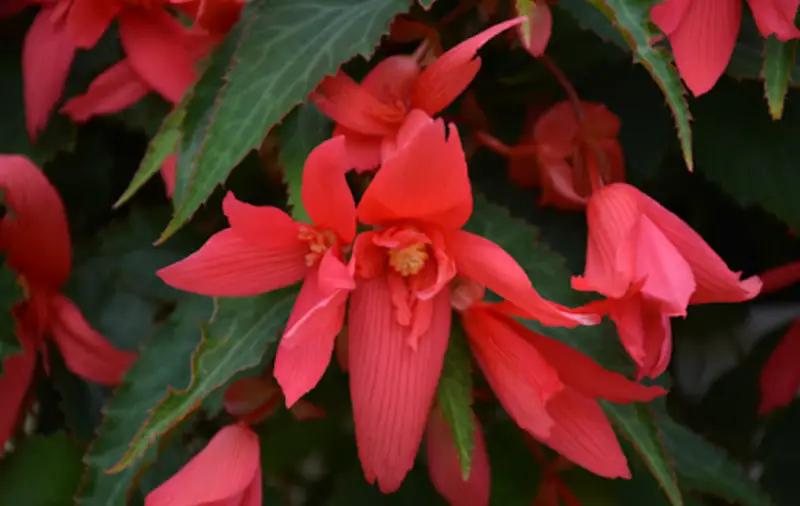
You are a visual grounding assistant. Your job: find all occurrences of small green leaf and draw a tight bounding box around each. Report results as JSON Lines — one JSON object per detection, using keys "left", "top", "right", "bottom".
{"left": 0, "top": 258, "right": 22, "bottom": 373}
{"left": 0, "top": 433, "right": 83, "bottom": 506}
{"left": 161, "top": 0, "right": 412, "bottom": 240}
{"left": 278, "top": 104, "right": 332, "bottom": 223}
{"left": 75, "top": 296, "right": 210, "bottom": 506}
{"left": 436, "top": 324, "right": 475, "bottom": 480}
{"left": 111, "top": 287, "right": 298, "bottom": 471}
{"left": 762, "top": 36, "right": 797, "bottom": 120}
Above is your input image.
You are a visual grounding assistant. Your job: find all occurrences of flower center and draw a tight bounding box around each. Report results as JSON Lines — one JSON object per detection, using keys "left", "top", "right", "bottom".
{"left": 388, "top": 242, "right": 428, "bottom": 277}
{"left": 298, "top": 226, "right": 337, "bottom": 267}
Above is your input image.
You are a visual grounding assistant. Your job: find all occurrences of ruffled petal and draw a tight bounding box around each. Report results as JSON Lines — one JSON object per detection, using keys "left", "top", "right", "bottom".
{"left": 607, "top": 294, "right": 673, "bottom": 380}
{"left": 653, "top": 0, "right": 741, "bottom": 96}
{"left": 0, "top": 337, "right": 36, "bottom": 454}
{"left": 301, "top": 136, "right": 357, "bottom": 243}
{"left": 748, "top": 0, "right": 800, "bottom": 40}
{"left": 48, "top": 294, "right": 136, "bottom": 385}
{"left": 461, "top": 305, "right": 561, "bottom": 438}
{"left": 61, "top": 59, "right": 150, "bottom": 122}
{"left": 541, "top": 388, "right": 630, "bottom": 479}
{"left": 358, "top": 120, "right": 472, "bottom": 230}
{"left": 23, "top": 6, "right": 76, "bottom": 139}
{"left": 67, "top": 0, "right": 122, "bottom": 48}
{"left": 426, "top": 405, "right": 491, "bottom": 506}
{"left": 447, "top": 230, "right": 594, "bottom": 327}
{"left": 759, "top": 318, "right": 800, "bottom": 414}
{"left": 348, "top": 276, "right": 452, "bottom": 493}
{"left": 118, "top": 7, "right": 197, "bottom": 103}
{"left": 145, "top": 425, "right": 261, "bottom": 506}
{"left": 156, "top": 228, "right": 308, "bottom": 297}
{"left": 412, "top": 17, "right": 525, "bottom": 115}
{"left": 0, "top": 155, "right": 71, "bottom": 287}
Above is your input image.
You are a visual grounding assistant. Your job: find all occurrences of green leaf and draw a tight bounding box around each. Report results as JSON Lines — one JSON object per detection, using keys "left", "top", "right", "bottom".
{"left": 161, "top": 0, "right": 412, "bottom": 240}
{"left": 436, "top": 324, "right": 476, "bottom": 480}
{"left": 762, "top": 36, "right": 797, "bottom": 120}
{"left": 75, "top": 296, "right": 210, "bottom": 506}
{"left": 583, "top": 0, "right": 693, "bottom": 169}
{"left": 465, "top": 195, "right": 683, "bottom": 506}
{"left": 277, "top": 103, "right": 332, "bottom": 223}
{"left": 0, "top": 259, "right": 22, "bottom": 373}
{"left": 0, "top": 433, "right": 83, "bottom": 506}
{"left": 111, "top": 287, "right": 298, "bottom": 471}
{"left": 658, "top": 416, "right": 771, "bottom": 506}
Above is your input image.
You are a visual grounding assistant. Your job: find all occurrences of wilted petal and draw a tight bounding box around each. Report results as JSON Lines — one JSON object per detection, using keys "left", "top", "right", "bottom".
{"left": 145, "top": 425, "right": 261, "bottom": 506}
{"left": 426, "top": 405, "right": 491, "bottom": 506}
{"left": 348, "top": 276, "right": 451, "bottom": 493}
{"left": 61, "top": 59, "right": 150, "bottom": 122}
{"left": 759, "top": 318, "right": 800, "bottom": 414}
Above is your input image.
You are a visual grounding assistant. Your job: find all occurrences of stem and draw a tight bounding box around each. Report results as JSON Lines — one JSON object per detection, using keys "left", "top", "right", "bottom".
{"left": 539, "top": 55, "right": 584, "bottom": 123}
{"left": 436, "top": 0, "right": 480, "bottom": 29}
{"left": 475, "top": 130, "right": 538, "bottom": 157}
{"left": 412, "top": 37, "right": 431, "bottom": 62}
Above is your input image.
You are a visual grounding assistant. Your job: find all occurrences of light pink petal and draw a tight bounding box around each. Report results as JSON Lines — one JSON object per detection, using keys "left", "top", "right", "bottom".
{"left": 23, "top": 6, "right": 76, "bottom": 140}
{"left": 48, "top": 294, "right": 136, "bottom": 386}
{"left": 348, "top": 276, "right": 452, "bottom": 493}
{"left": 145, "top": 425, "right": 261, "bottom": 506}
{"left": 426, "top": 405, "right": 491, "bottom": 506}
{"left": 759, "top": 318, "right": 800, "bottom": 414}
{"left": 118, "top": 7, "right": 197, "bottom": 103}
{"left": 67, "top": 0, "right": 122, "bottom": 48}
{"left": 541, "top": 388, "right": 631, "bottom": 479}
{"left": 61, "top": 59, "right": 150, "bottom": 122}
{"left": 0, "top": 337, "right": 36, "bottom": 454}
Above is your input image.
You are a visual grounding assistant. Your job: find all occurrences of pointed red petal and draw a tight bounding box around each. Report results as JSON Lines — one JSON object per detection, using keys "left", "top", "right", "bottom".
{"left": 448, "top": 230, "right": 594, "bottom": 327}
{"left": 541, "top": 389, "right": 630, "bottom": 478}
{"left": 759, "top": 318, "right": 800, "bottom": 414}
{"left": 348, "top": 276, "right": 451, "bottom": 493}
{"left": 426, "top": 405, "right": 491, "bottom": 506}
{"left": 0, "top": 338, "right": 36, "bottom": 454}
{"left": 67, "top": 0, "right": 122, "bottom": 48}
{"left": 412, "top": 17, "right": 525, "bottom": 115}
{"left": 748, "top": 0, "right": 800, "bottom": 40}
{"left": 301, "top": 136, "right": 357, "bottom": 244}
{"left": 461, "top": 305, "right": 560, "bottom": 438}
{"left": 23, "top": 6, "right": 76, "bottom": 139}
{"left": 61, "top": 59, "right": 150, "bottom": 122}
{"left": 358, "top": 120, "right": 472, "bottom": 229}
{"left": 0, "top": 155, "right": 71, "bottom": 287}
{"left": 118, "top": 8, "right": 197, "bottom": 103}
{"left": 145, "top": 425, "right": 261, "bottom": 506}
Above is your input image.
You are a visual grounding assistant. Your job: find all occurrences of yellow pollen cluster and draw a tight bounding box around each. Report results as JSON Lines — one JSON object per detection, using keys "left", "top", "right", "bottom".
{"left": 298, "top": 226, "right": 337, "bottom": 267}
{"left": 388, "top": 243, "right": 428, "bottom": 277}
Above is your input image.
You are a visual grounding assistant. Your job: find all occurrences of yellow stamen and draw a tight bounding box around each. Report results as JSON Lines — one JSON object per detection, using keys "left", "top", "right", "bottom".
{"left": 298, "top": 226, "right": 337, "bottom": 267}
{"left": 388, "top": 243, "right": 428, "bottom": 276}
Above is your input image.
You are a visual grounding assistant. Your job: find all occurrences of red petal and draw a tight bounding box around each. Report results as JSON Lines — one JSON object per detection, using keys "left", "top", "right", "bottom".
{"left": 301, "top": 136, "right": 357, "bottom": 244}
{"left": 541, "top": 388, "right": 630, "bottom": 478}
{"left": 118, "top": 8, "right": 197, "bottom": 103}
{"left": 145, "top": 425, "right": 261, "bottom": 506}
{"left": 748, "top": 0, "right": 800, "bottom": 40}
{"left": 60, "top": 59, "right": 150, "bottom": 122}
{"left": 537, "top": 157, "right": 587, "bottom": 210}
{"left": 0, "top": 339, "right": 36, "bottom": 454}
{"left": 159, "top": 154, "right": 177, "bottom": 197}
{"left": 426, "top": 405, "right": 491, "bottom": 506}
{"left": 447, "top": 230, "right": 594, "bottom": 327}
{"left": 48, "top": 294, "right": 136, "bottom": 385}
{"left": 759, "top": 259, "right": 800, "bottom": 294}
{"left": 533, "top": 101, "right": 579, "bottom": 160}
{"left": 67, "top": 0, "right": 122, "bottom": 48}
{"left": 223, "top": 377, "right": 281, "bottom": 421}
{"left": 23, "top": 6, "right": 76, "bottom": 140}
{"left": 379, "top": 109, "right": 435, "bottom": 162}
{"left": 653, "top": 0, "right": 741, "bottom": 95}
{"left": 361, "top": 55, "right": 421, "bottom": 107}
{"left": 0, "top": 155, "right": 71, "bottom": 287}
{"left": 193, "top": 0, "right": 244, "bottom": 36}
{"left": 348, "top": 276, "right": 451, "bottom": 493}
{"left": 608, "top": 294, "right": 673, "bottom": 380}
{"left": 517, "top": 1, "right": 553, "bottom": 57}
{"left": 334, "top": 125, "right": 384, "bottom": 173}
{"left": 358, "top": 120, "right": 472, "bottom": 230}
{"left": 461, "top": 305, "right": 560, "bottom": 438}
{"left": 310, "top": 72, "right": 406, "bottom": 135}
{"left": 759, "top": 318, "right": 800, "bottom": 414}
{"left": 0, "top": 0, "right": 29, "bottom": 19}
{"left": 412, "top": 17, "right": 525, "bottom": 115}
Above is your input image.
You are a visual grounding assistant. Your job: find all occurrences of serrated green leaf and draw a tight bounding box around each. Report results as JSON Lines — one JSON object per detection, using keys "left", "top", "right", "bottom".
{"left": 0, "top": 259, "right": 22, "bottom": 374}
{"left": 111, "top": 287, "right": 298, "bottom": 471}
{"left": 762, "top": 36, "right": 796, "bottom": 120}
{"left": 161, "top": 0, "right": 412, "bottom": 240}
{"left": 556, "top": 0, "right": 627, "bottom": 49}
{"left": 582, "top": 0, "right": 693, "bottom": 169}
{"left": 465, "top": 195, "right": 682, "bottom": 506}
{"left": 75, "top": 296, "right": 210, "bottom": 506}
{"left": 0, "top": 432, "right": 83, "bottom": 506}
{"left": 436, "top": 324, "right": 475, "bottom": 479}
{"left": 278, "top": 103, "right": 332, "bottom": 223}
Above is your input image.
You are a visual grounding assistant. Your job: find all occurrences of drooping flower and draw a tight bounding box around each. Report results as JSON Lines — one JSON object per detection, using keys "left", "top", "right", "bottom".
{"left": 454, "top": 284, "right": 666, "bottom": 478}
{"left": 650, "top": 0, "right": 800, "bottom": 96}
{"left": 157, "top": 136, "right": 356, "bottom": 407}
{"left": 572, "top": 183, "right": 762, "bottom": 379}
{"left": 310, "top": 17, "right": 525, "bottom": 172}
{"left": 425, "top": 404, "right": 491, "bottom": 506}
{"left": 0, "top": 155, "right": 136, "bottom": 452}
{"left": 347, "top": 114, "right": 595, "bottom": 492}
